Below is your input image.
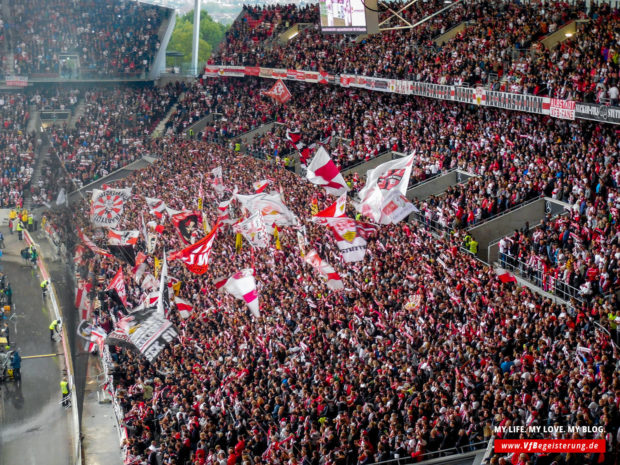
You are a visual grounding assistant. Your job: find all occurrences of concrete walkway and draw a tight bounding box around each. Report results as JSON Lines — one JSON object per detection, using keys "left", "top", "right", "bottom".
{"left": 29, "top": 223, "right": 124, "bottom": 465}
{"left": 0, "top": 224, "right": 73, "bottom": 465}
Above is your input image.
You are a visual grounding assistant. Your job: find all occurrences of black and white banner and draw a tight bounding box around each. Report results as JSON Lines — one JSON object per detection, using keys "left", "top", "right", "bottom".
{"left": 105, "top": 308, "right": 178, "bottom": 363}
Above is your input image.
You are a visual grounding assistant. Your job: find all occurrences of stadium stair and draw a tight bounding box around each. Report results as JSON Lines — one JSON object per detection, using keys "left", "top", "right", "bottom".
{"left": 69, "top": 99, "right": 86, "bottom": 129}
{"left": 434, "top": 21, "right": 474, "bottom": 46}
{"left": 151, "top": 92, "right": 184, "bottom": 138}
{"left": 23, "top": 125, "right": 50, "bottom": 212}
{"left": 277, "top": 23, "right": 314, "bottom": 45}
{"left": 539, "top": 19, "right": 584, "bottom": 50}
{"left": 406, "top": 168, "right": 476, "bottom": 201}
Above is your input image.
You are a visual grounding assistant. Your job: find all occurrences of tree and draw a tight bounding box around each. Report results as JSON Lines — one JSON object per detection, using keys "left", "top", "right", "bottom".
{"left": 167, "top": 20, "right": 211, "bottom": 67}
{"left": 167, "top": 9, "right": 228, "bottom": 67}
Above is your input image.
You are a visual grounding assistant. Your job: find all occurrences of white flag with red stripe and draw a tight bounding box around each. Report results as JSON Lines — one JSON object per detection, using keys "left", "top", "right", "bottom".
{"left": 145, "top": 197, "right": 167, "bottom": 218}
{"left": 219, "top": 269, "right": 260, "bottom": 317}
{"left": 108, "top": 229, "right": 139, "bottom": 246}
{"left": 175, "top": 297, "right": 194, "bottom": 319}
{"left": 304, "top": 250, "right": 344, "bottom": 290}
{"left": 306, "top": 147, "right": 349, "bottom": 196}
{"left": 253, "top": 179, "right": 272, "bottom": 193}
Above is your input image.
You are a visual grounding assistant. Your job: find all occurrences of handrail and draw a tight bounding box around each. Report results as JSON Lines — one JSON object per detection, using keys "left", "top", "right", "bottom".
{"left": 371, "top": 441, "right": 488, "bottom": 465}
{"left": 498, "top": 254, "right": 601, "bottom": 303}
{"left": 415, "top": 194, "right": 543, "bottom": 235}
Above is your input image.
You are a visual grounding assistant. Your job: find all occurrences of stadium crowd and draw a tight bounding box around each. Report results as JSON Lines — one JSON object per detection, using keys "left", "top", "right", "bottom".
{"left": 0, "top": 92, "right": 35, "bottom": 208}
{"left": 212, "top": 0, "right": 620, "bottom": 103}
{"left": 0, "top": 1, "right": 615, "bottom": 465}
{"left": 66, "top": 138, "right": 619, "bottom": 465}
{"left": 42, "top": 84, "right": 182, "bottom": 192}
{"left": 8, "top": 0, "right": 166, "bottom": 77}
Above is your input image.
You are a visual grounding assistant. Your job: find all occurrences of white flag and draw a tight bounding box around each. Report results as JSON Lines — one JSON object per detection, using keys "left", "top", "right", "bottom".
{"left": 235, "top": 192, "right": 298, "bottom": 231}
{"left": 156, "top": 252, "right": 168, "bottom": 316}
{"left": 357, "top": 154, "right": 414, "bottom": 222}
{"left": 220, "top": 269, "right": 260, "bottom": 317}
{"left": 304, "top": 250, "right": 344, "bottom": 291}
{"left": 379, "top": 190, "right": 417, "bottom": 224}
{"left": 233, "top": 212, "right": 269, "bottom": 248}
{"left": 306, "top": 147, "right": 349, "bottom": 196}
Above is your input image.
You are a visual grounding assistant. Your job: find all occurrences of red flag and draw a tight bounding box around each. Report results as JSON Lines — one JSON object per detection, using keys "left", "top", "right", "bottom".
{"left": 170, "top": 222, "right": 220, "bottom": 275}
{"left": 106, "top": 268, "right": 128, "bottom": 307}
{"left": 498, "top": 272, "right": 517, "bottom": 283}
{"left": 264, "top": 79, "right": 292, "bottom": 104}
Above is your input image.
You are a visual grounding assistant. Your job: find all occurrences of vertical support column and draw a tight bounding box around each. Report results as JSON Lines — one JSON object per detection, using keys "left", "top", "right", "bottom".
{"left": 191, "top": 0, "right": 202, "bottom": 76}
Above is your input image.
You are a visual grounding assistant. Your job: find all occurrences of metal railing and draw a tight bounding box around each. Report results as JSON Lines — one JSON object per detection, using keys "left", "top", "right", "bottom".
{"left": 411, "top": 194, "right": 543, "bottom": 235}
{"left": 372, "top": 441, "right": 488, "bottom": 465}
{"left": 497, "top": 254, "right": 590, "bottom": 303}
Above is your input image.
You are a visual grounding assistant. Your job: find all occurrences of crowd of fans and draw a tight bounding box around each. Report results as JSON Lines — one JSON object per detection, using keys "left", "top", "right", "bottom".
{"left": 0, "top": 2, "right": 614, "bottom": 465}
{"left": 64, "top": 137, "right": 619, "bottom": 465}
{"left": 497, "top": 198, "right": 619, "bottom": 301}
{"left": 8, "top": 0, "right": 167, "bottom": 78}
{"left": 41, "top": 84, "right": 182, "bottom": 195}
{"left": 0, "top": 93, "right": 35, "bottom": 208}
{"left": 167, "top": 78, "right": 619, "bottom": 264}
{"left": 212, "top": 0, "right": 620, "bottom": 103}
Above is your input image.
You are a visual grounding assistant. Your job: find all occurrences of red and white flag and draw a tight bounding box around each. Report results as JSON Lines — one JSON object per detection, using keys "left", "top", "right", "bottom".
{"left": 91, "top": 188, "right": 126, "bottom": 228}
{"left": 312, "top": 193, "right": 347, "bottom": 224}
{"left": 325, "top": 218, "right": 378, "bottom": 263}
{"left": 170, "top": 221, "right": 220, "bottom": 275}
{"left": 306, "top": 147, "right": 349, "bottom": 196}
{"left": 75, "top": 280, "right": 92, "bottom": 321}
{"left": 145, "top": 197, "right": 167, "bottom": 218}
{"left": 175, "top": 297, "right": 194, "bottom": 319}
{"left": 77, "top": 227, "right": 112, "bottom": 257}
{"left": 106, "top": 268, "right": 128, "bottom": 307}
{"left": 285, "top": 128, "right": 302, "bottom": 149}
{"left": 211, "top": 166, "right": 224, "bottom": 195}
{"left": 253, "top": 179, "right": 272, "bottom": 193}
{"left": 304, "top": 250, "right": 344, "bottom": 291}
{"left": 89, "top": 326, "right": 107, "bottom": 354}
{"left": 219, "top": 269, "right": 260, "bottom": 318}
{"left": 108, "top": 229, "right": 139, "bottom": 246}
{"left": 264, "top": 79, "right": 292, "bottom": 104}
{"left": 358, "top": 153, "right": 414, "bottom": 222}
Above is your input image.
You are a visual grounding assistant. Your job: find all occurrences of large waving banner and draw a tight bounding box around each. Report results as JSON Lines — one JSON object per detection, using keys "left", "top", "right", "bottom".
{"left": 91, "top": 188, "right": 126, "bottom": 228}
{"left": 357, "top": 154, "right": 414, "bottom": 223}
{"left": 170, "top": 222, "right": 220, "bottom": 275}
{"left": 234, "top": 212, "right": 270, "bottom": 248}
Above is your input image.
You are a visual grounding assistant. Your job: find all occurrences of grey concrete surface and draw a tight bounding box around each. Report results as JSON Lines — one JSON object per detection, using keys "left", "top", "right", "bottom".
{"left": 81, "top": 356, "right": 124, "bottom": 465}
{"left": 29, "top": 225, "right": 123, "bottom": 465}
{"left": 0, "top": 226, "right": 72, "bottom": 465}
